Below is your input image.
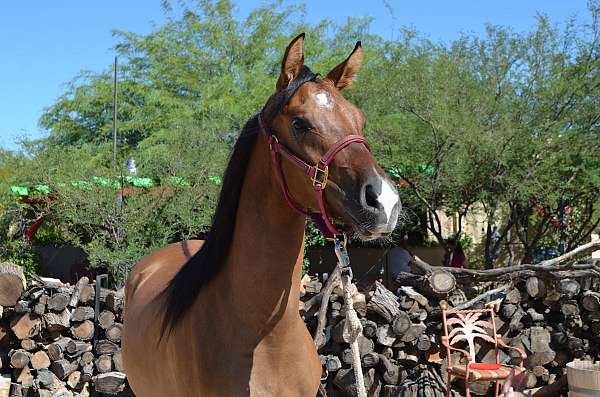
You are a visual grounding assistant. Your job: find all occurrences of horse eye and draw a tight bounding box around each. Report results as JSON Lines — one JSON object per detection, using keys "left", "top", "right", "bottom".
{"left": 291, "top": 118, "right": 311, "bottom": 136}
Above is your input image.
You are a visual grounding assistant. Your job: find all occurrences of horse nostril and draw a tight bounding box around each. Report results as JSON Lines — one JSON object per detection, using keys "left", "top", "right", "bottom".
{"left": 364, "top": 184, "right": 380, "bottom": 210}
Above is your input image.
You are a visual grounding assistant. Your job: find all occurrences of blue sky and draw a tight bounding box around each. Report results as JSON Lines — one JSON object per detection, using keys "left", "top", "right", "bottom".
{"left": 0, "top": 1, "right": 592, "bottom": 151}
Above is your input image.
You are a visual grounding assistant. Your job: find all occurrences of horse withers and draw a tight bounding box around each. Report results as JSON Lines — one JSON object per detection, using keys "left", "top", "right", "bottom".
{"left": 122, "top": 34, "right": 400, "bottom": 396}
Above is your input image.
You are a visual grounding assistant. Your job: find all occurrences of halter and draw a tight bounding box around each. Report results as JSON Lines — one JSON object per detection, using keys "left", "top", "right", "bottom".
{"left": 258, "top": 114, "right": 371, "bottom": 239}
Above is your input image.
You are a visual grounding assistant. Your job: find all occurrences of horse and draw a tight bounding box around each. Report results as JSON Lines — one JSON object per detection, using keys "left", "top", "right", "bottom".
{"left": 122, "top": 33, "right": 401, "bottom": 397}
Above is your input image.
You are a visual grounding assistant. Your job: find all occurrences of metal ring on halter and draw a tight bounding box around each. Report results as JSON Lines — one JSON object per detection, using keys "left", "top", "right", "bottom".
{"left": 333, "top": 235, "right": 350, "bottom": 269}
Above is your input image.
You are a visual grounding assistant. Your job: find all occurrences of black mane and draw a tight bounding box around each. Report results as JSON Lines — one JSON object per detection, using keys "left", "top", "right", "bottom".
{"left": 160, "top": 66, "right": 317, "bottom": 335}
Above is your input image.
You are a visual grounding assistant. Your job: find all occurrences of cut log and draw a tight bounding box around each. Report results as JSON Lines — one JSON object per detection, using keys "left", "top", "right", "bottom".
{"left": 50, "top": 359, "right": 76, "bottom": 380}
{"left": 70, "top": 320, "right": 94, "bottom": 341}
{"left": 556, "top": 279, "right": 580, "bottom": 299}
{"left": 9, "top": 383, "right": 23, "bottom": 397}
{"left": 526, "top": 308, "right": 545, "bottom": 323}
{"left": 92, "top": 372, "right": 126, "bottom": 394}
{"left": 501, "top": 304, "right": 518, "bottom": 319}
{"left": 70, "top": 306, "right": 94, "bottom": 322}
{"left": 79, "top": 351, "right": 94, "bottom": 366}
{"left": 33, "top": 303, "right": 46, "bottom": 316}
{"left": 361, "top": 352, "right": 380, "bottom": 368}
{"left": 66, "top": 340, "right": 92, "bottom": 357}
{"left": 543, "top": 289, "right": 561, "bottom": 306}
{"left": 362, "top": 319, "right": 377, "bottom": 338}
{"left": 0, "top": 262, "right": 25, "bottom": 306}
{"left": 69, "top": 277, "right": 89, "bottom": 308}
{"left": 104, "top": 291, "right": 120, "bottom": 313}
{"left": 9, "top": 350, "right": 30, "bottom": 368}
{"left": 312, "top": 266, "right": 341, "bottom": 349}
{"left": 81, "top": 363, "right": 94, "bottom": 383}
{"left": 377, "top": 354, "right": 400, "bottom": 385}
{"left": 526, "top": 277, "right": 547, "bottom": 299}
{"left": 112, "top": 350, "right": 124, "bottom": 372}
{"left": 376, "top": 324, "right": 396, "bottom": 347}
{"left": 44, "top": 310, "right": 71, "bottom": 331}
{"left": 47, "top": 338, "right": 72, "bottom": 361}
{"left": 332, "top": 319, "right": 350, "bottom": 344}
{"left": 398, "top": 286, "right": 429, "bottom": 307}
{"left": 561, "top": 300, "right": 580, "bottom": 317}
{"left": 524, "top": 327, "right": 551, "bottom": 353}
{"left": 15, "top": 365, "right": 34, "bottom": 387}
{"left": 532, "top": 365, "right": 550, "bottom": 383}
{"left": 416, "top": 334, "right": 432, "bottom": 352}
{"left": 581, "top": 291, "right": 600, "bottom": 312}
{"left": 36, "top": 368, "right": 58, "bottom": 387}
{"left": 382, "top": 385, "right": 401, "bottom": 397}
{"left": 392, "top": 312, "right": 411, "bottom": 337}
{"left": 567, "top": 336, "right": 585, "bottom": 357}
{"left": 356, "top": 335, "right": 374, "bottom": 356}
{"left": 14, "top": 301, "right": 30, "bottom": 313}
{"left": 10, "top": 313, "right": 42, "bottom": 340}
{"left": 352, "top": 292, "right": 367, "bottom": 317}
{"left": 98, "top": 311, "right": 115, "bottom": 330}
{"left": 95, "top": 354, "right": 112, "bottom": 374}
{"left": 95, "top": 340, "right": 119, "bottom": 355}
{"left": 509, "top": 308, "right": 525, "bottom": 331}
{"left": 505, "top": 288, "right": 522, "bottom": 304}
{"left": 526, "top": 350, "right": 556, "bottom": 367}
{"left": 427, "top": 269, "right": 456, "bottom": 296}
{"left": 30, "top": 351, "right": 51, "bottom": 370}
{"left": 47, "top": 293, "right": 70, "bottom": 312}
{"left": 78, "top": 285, "right": 95, "bottom": 306}
{"left": 400, "top": 323, "right": 426, "bottom": 343}
{"left": 367, "top": 282, "right": 400, "bottom": 323}
{"left": 396, "top": 350, "right": 419, "bottom": 367}
{"left": 67, "top": 371, "right": 81, "bottom": 389}
{"left": 20, "top": 339, "right": 36, "bottom": 351}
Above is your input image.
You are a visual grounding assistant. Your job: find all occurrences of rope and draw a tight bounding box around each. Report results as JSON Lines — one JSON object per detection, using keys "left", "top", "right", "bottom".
{"left": 334, "top": 237, "right": 367, "bottom": 397}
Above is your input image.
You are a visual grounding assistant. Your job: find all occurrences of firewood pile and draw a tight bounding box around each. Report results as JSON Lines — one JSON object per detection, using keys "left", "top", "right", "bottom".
{"left": 0, "top": 264, "right": 129, "bottom": 397}
{"left": 300, "top": 242, "right": 600, "bottom": 397}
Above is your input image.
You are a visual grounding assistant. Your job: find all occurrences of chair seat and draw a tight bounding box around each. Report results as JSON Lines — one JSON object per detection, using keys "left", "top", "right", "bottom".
{"left": 450, "top": 363, "right": 522, "bottom": 381}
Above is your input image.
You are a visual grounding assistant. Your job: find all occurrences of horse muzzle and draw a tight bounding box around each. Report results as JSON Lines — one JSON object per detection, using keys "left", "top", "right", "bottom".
{"left": 344, "top": 172, "right": 401, "bottom": 241}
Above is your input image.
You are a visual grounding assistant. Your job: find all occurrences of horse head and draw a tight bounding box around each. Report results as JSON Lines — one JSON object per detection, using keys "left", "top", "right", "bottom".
{"left": 261, "top": 34, "right": 401, "bottom": 240}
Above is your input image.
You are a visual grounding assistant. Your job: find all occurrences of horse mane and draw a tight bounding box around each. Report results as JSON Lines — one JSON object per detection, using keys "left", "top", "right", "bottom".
{"left": 160, "top": 66, "right": 317, "bottom": 335}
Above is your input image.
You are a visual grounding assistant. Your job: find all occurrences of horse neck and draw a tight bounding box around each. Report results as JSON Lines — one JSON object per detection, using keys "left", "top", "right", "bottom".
{"left": 216, "top": 133, "right": 307, "bottom": 333}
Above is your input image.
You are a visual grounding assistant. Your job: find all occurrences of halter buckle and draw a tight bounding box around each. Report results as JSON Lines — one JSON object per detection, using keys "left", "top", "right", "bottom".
{"left": 312, "top": 164, "right": 329, "bottom": 189}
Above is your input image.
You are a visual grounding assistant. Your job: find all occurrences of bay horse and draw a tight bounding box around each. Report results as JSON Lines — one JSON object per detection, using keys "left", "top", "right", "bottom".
{"left": 122, "top": 34, "right": 400, "bottom": 396}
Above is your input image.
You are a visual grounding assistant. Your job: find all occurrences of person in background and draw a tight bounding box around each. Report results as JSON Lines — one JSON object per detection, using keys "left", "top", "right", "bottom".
{"left": 388, "top": 234, "right": 415, "bottom": 283}
{"left": 450, "top": 239, "right": 466, "bottom": 268}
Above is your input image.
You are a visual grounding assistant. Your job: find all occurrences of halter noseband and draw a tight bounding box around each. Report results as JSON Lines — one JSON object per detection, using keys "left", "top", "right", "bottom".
{"left": 258, "top": 114, "right": 371, "bottom": 239}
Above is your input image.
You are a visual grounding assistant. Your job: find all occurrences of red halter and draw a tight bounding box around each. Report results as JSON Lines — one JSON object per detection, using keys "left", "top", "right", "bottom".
{"left": 258, "top": 114, "right": 371, "bottom": 239}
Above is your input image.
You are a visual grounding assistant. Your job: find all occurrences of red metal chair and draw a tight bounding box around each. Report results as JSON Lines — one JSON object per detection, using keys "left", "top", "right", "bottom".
{"left": 440, "top": 303, "right": 527, "bottom": 397}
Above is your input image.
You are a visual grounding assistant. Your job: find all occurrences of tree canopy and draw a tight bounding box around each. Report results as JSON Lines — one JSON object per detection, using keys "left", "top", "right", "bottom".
{"left": 2, "top": 0, "right": 599, "bottom": 277}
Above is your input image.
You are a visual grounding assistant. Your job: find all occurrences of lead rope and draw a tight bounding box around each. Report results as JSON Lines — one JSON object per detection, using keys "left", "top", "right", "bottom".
{"left": 334, "top": 236, "right": 367, "bottom": 397}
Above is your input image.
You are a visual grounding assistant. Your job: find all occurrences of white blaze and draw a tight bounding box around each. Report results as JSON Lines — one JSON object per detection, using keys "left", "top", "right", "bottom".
{"left": 377, "top": 178, "right": 399, "bottom": 223}
{"left": 315, "top": 92, "right": 333, "bottom": 109}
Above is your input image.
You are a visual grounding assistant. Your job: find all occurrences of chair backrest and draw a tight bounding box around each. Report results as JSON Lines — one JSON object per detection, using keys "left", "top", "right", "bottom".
{"left": 440, "top": 303, "right": 499, "bottom": 367}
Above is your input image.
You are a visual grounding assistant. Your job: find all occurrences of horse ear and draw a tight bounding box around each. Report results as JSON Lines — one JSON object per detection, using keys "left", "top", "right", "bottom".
{"left": 325, "top": 41, "right": 362, "bottom": 91}
{"left": 276, "top": 33, "right": 305, "bottom": 91}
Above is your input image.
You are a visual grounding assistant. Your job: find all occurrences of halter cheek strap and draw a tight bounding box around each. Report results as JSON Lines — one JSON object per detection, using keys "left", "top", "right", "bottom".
{"left": 258, "top": 114, "right": 371, "bottom": 239}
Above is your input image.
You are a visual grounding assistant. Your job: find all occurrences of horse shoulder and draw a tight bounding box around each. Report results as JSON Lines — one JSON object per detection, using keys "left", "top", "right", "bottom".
{"left": 125, "top": 240, "right": 204, "bottom": 306}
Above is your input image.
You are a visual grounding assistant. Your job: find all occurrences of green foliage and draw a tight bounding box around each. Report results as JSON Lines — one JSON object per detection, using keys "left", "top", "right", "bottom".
{"left": 303, "top": 222, "right": 326, "bottom": 275}
{"left": 1, "top": 242, "right": 39, "bottom": 276}
{"left": 2, "top": 0, "right": 599, "bottom": 277}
